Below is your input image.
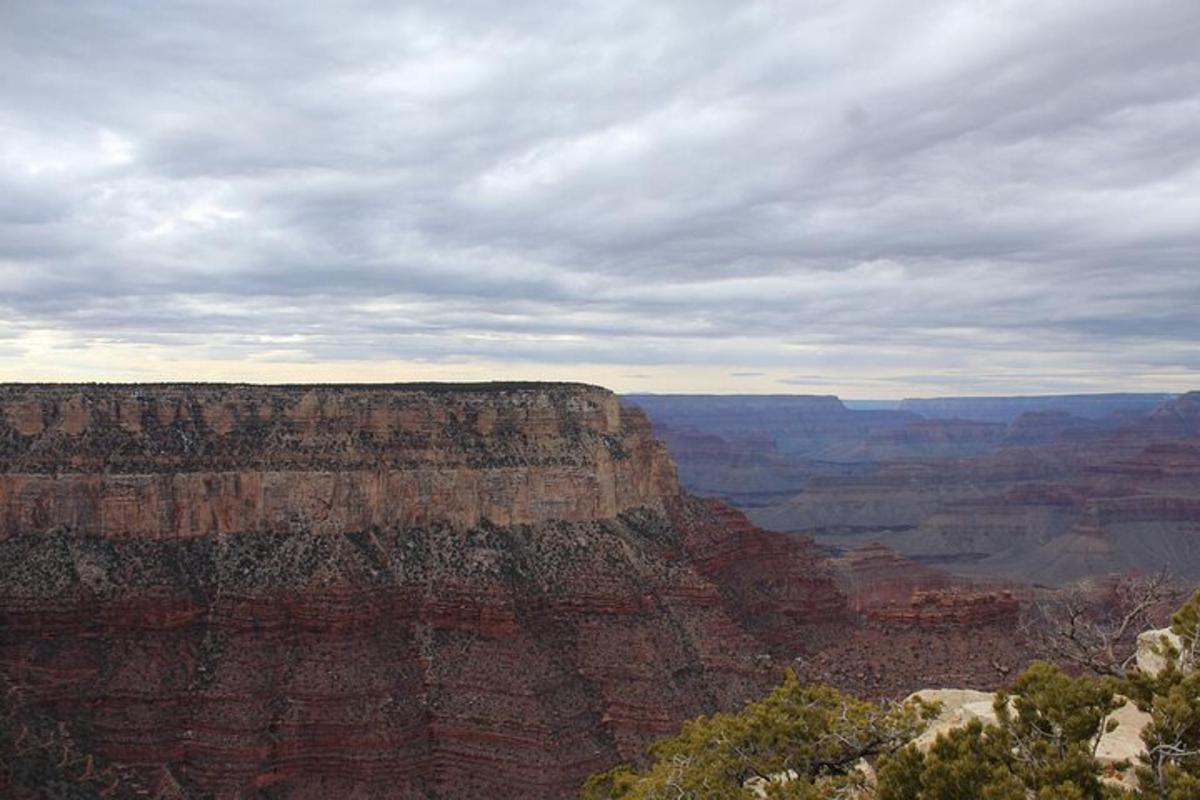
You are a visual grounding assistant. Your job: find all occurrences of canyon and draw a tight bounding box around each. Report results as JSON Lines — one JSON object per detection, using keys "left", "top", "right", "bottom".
{"left": 629, "top": 391, "right": 1200, "bottom": 586}
{"left": 0, "top": 383, "right": 1024, "bottom": 800}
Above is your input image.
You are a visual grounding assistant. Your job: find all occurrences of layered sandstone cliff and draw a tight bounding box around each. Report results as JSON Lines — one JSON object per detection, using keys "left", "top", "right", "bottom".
{"left": 0, "top": 383, "right": 678, "bottom": 537}
{"left": 0, "top": 383, "right": 855, "bottom": 800}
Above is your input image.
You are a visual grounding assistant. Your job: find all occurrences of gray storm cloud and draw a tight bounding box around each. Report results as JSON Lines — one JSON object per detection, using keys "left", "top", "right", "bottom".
{"left": 1, "top": 1, "right": 1198, "bottom": 394}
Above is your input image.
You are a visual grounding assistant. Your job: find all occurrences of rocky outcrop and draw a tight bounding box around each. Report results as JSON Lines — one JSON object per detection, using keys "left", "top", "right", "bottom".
{"left": 907, "top": 687, "right": 1152, "bottom": 791}
{"left": 907, "top": 689, "right": 998, "bottom": 750}
{"left": 0, "top": 383, "right": 678, "bottom": 537}
{"left": 1136, "top": 627, "right": 1192, "bottom": 677}
{"left": 864, "top": 589, "right": 1019, "bottom": 628}
{"left": 782, "top": 542, "right": 1031, "bottom": 699}
{"left": 833, "top": 543, "right": 952, "bottom": 612}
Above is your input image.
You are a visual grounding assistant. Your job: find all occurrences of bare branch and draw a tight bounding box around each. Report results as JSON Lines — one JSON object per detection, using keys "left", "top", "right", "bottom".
{"left": 1021, "top": 570, "right": 1180, "bottom": 678}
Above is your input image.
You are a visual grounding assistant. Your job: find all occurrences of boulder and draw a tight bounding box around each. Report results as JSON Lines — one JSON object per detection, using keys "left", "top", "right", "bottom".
{"left": 907, "top": 689, "right": 998, "bottom": 750}
{"left": 1096, "top": 699, "right": 1153, "bottom": 791}
{"left": 1136, "top": 627, "right": 1188, "bottom": 677}
{"left": 909, "top": 687, "right": 1151, "bottom": 793}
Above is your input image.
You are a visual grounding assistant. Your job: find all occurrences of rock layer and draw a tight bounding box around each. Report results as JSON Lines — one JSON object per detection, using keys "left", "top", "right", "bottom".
{"left": 0, "top": 383, "right": 851, "bottom": 800}
{"left": 0, "top": 383, "right": 678, "bottom": 537}
{"left": 4, "top": 503, "right": 822, "bottom": 799}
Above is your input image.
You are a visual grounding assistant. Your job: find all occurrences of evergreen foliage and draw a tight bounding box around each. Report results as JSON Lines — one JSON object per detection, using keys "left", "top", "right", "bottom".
{"left": 1124, "top": 590, "right": 1200, "bottom": 799}
{"left": 582, "top": 591, "right": 1200, "bottom": 800}
{"left": 580, "top": 672, "right": 936, "bottom": 799}
{"left": 876, "top": 662, "right": 1125, "bottom": 800}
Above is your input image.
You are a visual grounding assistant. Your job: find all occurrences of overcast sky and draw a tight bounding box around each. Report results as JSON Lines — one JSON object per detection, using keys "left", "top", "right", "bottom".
{"left": 1, "top": 1, "right": 1198, "bottom": 397}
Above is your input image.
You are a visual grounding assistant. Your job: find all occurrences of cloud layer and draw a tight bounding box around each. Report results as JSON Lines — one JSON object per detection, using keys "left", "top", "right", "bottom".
{"left": 2, "top": 1, "right": 1198, "bottom": 395}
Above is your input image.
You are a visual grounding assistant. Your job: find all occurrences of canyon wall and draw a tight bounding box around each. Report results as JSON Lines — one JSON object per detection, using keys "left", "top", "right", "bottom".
{"left": 0, "top": 383, "right": 678, "bottom": 537}
{"left": 3, "top": 500, "right": 827, "bottom": 799}
{"left": 0, "top": 383, "right": 859, "bottom": 800}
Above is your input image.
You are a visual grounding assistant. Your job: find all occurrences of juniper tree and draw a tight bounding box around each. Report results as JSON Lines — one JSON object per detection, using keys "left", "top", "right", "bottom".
{"left": 581, "top": 672, "right": 936, "bottom": 800}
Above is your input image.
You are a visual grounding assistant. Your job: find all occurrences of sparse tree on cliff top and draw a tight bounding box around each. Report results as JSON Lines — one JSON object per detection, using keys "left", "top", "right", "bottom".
{"left": 1126, "top": 590, "right": 1200, "bottom": 800}
{"left": 580, "top": 671, "right": 937, "bottom": 799}
{"left": 584, "top": 589, "right": 1200, "bottom": 800}
{"left": 877, "top": 662, "right": 1126, "bottom": 800}
{"left": 1022, "top": 569, "right": 1178, "bottom": 679}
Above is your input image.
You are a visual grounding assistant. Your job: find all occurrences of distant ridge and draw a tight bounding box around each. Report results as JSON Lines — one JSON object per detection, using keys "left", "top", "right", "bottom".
{"left": 898, "top": 393, "right": 1175, "bottom": 423}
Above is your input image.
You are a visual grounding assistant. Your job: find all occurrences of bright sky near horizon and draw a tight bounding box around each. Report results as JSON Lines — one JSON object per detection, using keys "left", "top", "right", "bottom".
{"left": 1, "top": 2, "right": 1198, "bottom": 397}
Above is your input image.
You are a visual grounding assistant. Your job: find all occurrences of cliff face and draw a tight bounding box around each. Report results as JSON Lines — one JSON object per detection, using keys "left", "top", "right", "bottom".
{"left": 4, "top": 503, "right": 812, "bottom": 799}
{"left": 0, "top": 383, "right": 678, "bottom": 537}
{"left": 0, "top": 383, "right": 850, "bottom": 800}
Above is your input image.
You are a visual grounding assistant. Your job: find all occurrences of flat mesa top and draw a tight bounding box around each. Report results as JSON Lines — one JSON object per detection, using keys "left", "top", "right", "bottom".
{"left": 0, "top": 381, "right": 608, "bottom": 394}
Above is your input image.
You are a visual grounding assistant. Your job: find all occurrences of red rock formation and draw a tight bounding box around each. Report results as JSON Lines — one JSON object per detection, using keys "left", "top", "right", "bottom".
{"left": 0, "top": 383, "right": 855, "bottom": 800}
{"left": 864, "top": 588, "right": 1019, "bottom": 627}
{"left": 800, "top": 549, "right": 1027, "bottom": 700}
{"left": 833, "top": 542, "right": 952, "bottom": 612}
{"left": 672, "top": 499, "right": 849, "bottom": 653}
{"left": 798, "top": 623, "right": 1027, "bottom": 700}
{"left": 0, "top": 383, "right": 678, "bottom": 537}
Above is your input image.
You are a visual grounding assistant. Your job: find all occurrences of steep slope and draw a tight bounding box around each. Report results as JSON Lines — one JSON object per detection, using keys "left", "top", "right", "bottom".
{"left": 0, "top": 383, "right": 851, "bottom": 800}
